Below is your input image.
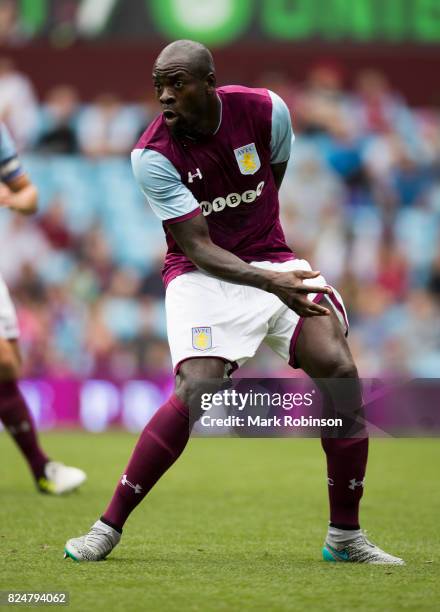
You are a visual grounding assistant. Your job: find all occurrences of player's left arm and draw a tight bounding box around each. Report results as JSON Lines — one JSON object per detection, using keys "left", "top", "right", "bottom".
{"left": 0, "top": 123, "right": 38, "bottom": 215}
{"left": 268, "top": 90, "right": 294, "bottom": 191}
{"left": 0, "top": 174, "right": 38, "bottom": 216}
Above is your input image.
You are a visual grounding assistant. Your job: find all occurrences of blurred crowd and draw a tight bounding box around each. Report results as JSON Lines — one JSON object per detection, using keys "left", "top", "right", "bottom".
{"left": 1, "top": 57, "right": 440, "bottom": 378}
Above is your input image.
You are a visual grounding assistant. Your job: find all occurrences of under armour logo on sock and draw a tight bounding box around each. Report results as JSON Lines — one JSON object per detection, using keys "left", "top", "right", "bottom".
{"left": 121, "top": 474, "right": 142, "bottom": 494}
{"left": 7, "top": 421, "right": 31, "bottom": 435}
{"left": 348, "top": 478, "right": 365, "bottom": 490}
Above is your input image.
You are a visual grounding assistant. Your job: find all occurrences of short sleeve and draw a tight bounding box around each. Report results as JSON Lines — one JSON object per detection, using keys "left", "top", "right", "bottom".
{"left": 268, "top": 90, "right": 294, "bottom": 164}
{"left": 131, "top": 148, "right": 201, "bottom": 225}
{"left": 0, "top": 123, "right": 24, "bottom": 182}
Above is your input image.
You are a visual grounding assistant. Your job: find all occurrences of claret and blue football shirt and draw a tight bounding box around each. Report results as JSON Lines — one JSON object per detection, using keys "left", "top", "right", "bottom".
{"left": 132, "top": 86, "right": 295, "bottom": 286}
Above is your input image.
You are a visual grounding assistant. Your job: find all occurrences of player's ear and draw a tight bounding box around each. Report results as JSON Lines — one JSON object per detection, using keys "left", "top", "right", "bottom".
{"left": 205, "top": 72, "right": 216, "bottom": 93}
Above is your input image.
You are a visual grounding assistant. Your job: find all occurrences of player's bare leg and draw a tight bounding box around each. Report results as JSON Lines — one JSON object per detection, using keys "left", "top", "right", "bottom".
{"left": 0, "top": 338, "right": 86, "bottom": 494}
{"left": 295, "top": 300, "right": 404, "bottom": 564}
{"left": 64, "top": 358, "right": 225, "bottom": 561}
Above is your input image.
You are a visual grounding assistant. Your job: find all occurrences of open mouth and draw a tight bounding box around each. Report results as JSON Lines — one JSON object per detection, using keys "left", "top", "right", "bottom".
{"left": 163, "top": 109, "right": 178, "bottom": 124}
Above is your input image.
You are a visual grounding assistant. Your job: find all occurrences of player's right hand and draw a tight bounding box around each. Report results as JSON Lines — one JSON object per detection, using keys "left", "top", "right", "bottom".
{"left": 0, "top": 183, "right": 17, "bottom": 210}
{"left": 0, "top": 183, "right": 12, "bottom": 205}
{"left": 267, "top": 270, "right": 333, "bottom": 317}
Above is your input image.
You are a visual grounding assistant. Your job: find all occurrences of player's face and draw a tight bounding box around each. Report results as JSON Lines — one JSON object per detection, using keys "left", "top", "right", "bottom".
{"left": 152, "top": 67, "right": 211, "bottom": 134}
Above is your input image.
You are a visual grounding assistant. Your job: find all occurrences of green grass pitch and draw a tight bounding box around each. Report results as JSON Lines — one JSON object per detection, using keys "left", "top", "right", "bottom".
{"left": 0, "top": 432, "right": 439, "bottom": 611}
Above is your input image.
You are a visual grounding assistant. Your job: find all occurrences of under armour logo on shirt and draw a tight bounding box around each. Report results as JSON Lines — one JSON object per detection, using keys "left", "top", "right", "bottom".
{"left": 188, "top": 168, "right": 203, "bottom": 183}
{"left": 121, "top": 474, "right": 143, "bottom": 494}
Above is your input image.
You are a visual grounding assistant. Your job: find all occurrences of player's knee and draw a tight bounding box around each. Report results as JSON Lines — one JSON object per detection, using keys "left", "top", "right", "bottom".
{"left": 175, "top": 358, "right": 225, "bottom": 409}
{"left": 0, "top": 353, "right": 20, "bottom": 381}
{"left": 328, "top": 360, "right": 358, "bottom": 380}
{"left": 175, "top": 379, "right": 201, "bottom": 409}
{"left": 176, "top": 375, "right": 221, "bottom": 408}
{"left": 313, "top": 354, "right": 358, "bottom": 380}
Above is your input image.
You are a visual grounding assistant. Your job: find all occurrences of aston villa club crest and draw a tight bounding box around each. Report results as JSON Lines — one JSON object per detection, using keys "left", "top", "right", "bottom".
{"left": 192, "top": 327, "right": 212, "bottom": 351}
{"left": 234, "top": 143, "right": 261, "bottom": 175}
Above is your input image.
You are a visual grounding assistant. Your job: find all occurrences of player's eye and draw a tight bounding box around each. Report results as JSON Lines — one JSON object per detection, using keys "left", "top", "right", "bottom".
{"left": 174, "top": 80, "right": 184, "bottom": 89}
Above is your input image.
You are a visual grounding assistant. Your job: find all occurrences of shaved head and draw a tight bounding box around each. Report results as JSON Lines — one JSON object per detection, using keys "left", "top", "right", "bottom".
{"left": 154, "top": 39, "right": 215, "bottom": 79}
{"left": 152, "top": 40, "right": 220, "bottom": 137}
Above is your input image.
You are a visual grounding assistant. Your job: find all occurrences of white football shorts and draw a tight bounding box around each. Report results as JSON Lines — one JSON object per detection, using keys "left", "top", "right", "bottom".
{"left": 0, "top": 275, "right": 19, "bottom": 340}
{"left": 165, "top": 259, "right": 348, "bottom": 374}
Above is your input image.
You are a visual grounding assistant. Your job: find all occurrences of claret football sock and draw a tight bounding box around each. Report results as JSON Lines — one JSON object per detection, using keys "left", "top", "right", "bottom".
{"left": 103, "top": 394, "right": 190, "bottom": 530}
{"left": 321, "top": 437, "right": 368, "bottom": 527}
{"left": 0, "top": 380, "right": 49, "bottom": 480}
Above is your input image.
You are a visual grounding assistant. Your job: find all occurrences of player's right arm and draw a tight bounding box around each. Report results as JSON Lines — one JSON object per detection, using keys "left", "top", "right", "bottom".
{"left": 0, "top": 123, "right": 38, "bottom": 215}
{"left": 132, "top": 148, "right": 331, "bottom": 317}
{"left": 170, "top": 214, "right": 331, "bottom": 316}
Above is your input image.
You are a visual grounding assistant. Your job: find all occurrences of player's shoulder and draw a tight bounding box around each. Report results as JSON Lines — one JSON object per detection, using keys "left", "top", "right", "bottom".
{"left": 0, "top": 122, "right": 20, "bottom": 172}
{"left": 217, "top": 84, "right": 272, "bottom": 106}
{"left": 0, "top": 122, "right": 16, "bottom": 158}
{"left": 131, "top": 114, "right": 178, "bottom": 180}
{"left": 217, "top": 86, "right": 276, "bottom": 126}
{"left": 0, "top": 121, "right": 9, "bottom": 139}
{"left": 133, "top": 114, "right": 170, "bottom": 153}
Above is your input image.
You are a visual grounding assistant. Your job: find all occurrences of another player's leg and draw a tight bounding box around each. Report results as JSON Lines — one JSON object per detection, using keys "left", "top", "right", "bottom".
{"left": 0, "top": 339, "right": 86, "bottom": 494}
{"left": 0, "top": 339, "right": 48, "bottom": 481}
{"left": 64, "top": 357, "right": 225, "bottom": 562}
{"left": 294, "top": 300, "right": 404, "bottom": 564}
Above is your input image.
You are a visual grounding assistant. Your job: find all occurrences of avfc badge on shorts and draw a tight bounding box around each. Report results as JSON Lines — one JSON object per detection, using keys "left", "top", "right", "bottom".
{"left": 192, "top": 327, "right": 212, "bottom": 351}
{"left": 234, "top": 143, "right": 261, "bottom": 175}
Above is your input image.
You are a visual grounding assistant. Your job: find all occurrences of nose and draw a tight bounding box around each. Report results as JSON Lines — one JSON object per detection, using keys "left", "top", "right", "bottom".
{"left": 159, "top": 87, "right": 175, "bottom": 106}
